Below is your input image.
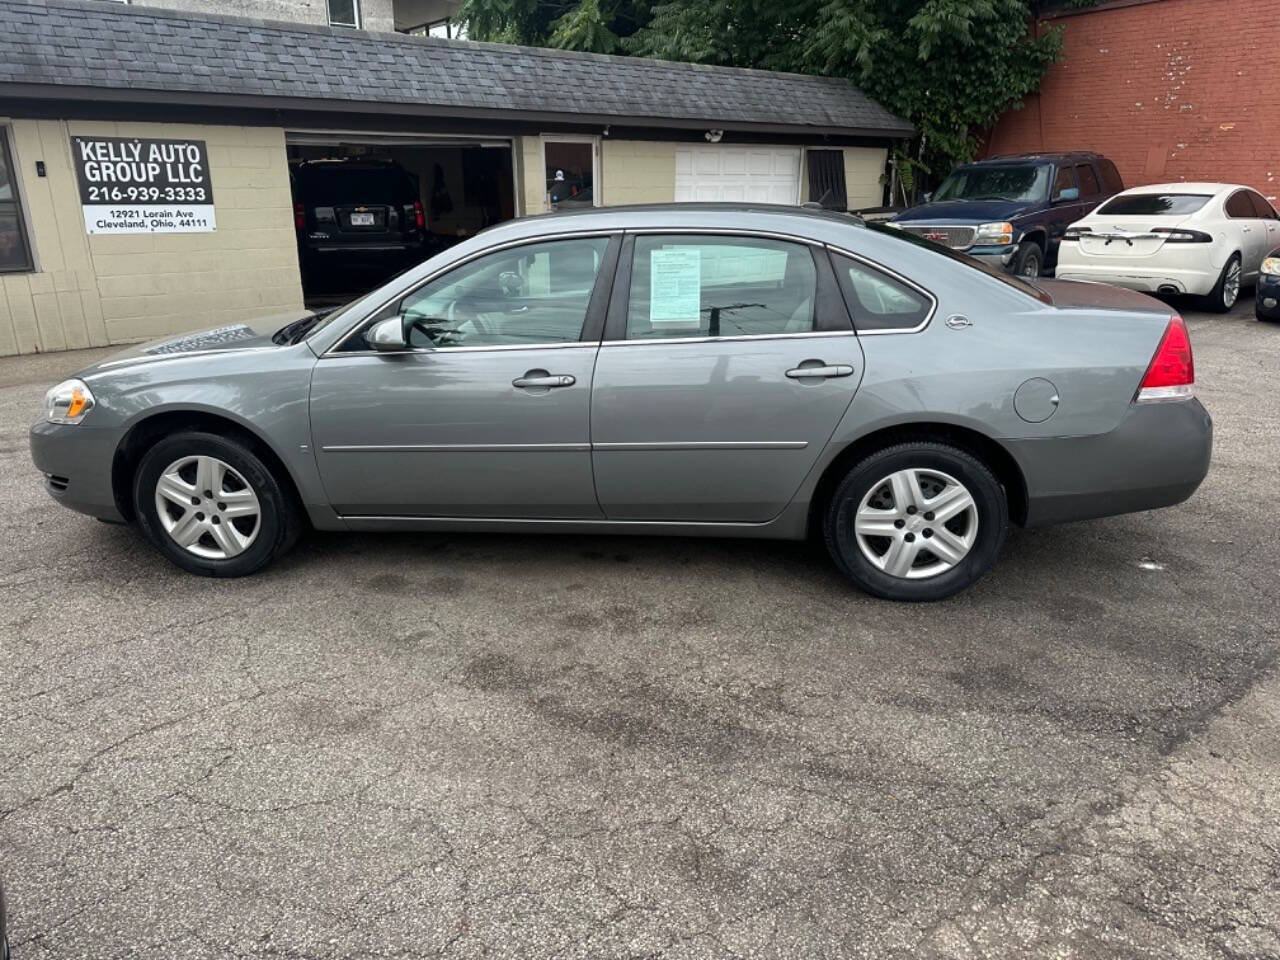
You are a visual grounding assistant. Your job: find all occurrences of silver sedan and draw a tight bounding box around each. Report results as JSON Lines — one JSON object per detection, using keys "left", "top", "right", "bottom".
{"left": 30, "top": 204, "right": 1212, "bottom": 601}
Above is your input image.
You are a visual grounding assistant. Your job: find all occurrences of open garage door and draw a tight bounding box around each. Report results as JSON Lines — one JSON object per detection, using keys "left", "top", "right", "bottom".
{"left": 674, "top": 145, "right": 801, "bottom": 204}
{"left": 286, "top": 132, "right": 515, "bottom": 306}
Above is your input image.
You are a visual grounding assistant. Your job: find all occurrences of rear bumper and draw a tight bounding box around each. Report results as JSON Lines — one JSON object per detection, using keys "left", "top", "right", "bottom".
{"left": 29, "top": 420, "right": 125, "bottom": 522}
{"left": 1055, "top": 249, "right": 1219, "bottom": 296}
{"left": 1006, "top": 398, "right": 1212, "bottom": 527}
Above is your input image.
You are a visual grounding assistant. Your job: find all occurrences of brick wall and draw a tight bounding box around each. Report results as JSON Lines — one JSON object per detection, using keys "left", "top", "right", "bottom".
{"left": 983, "top": 0, "right": 1280, "bottom": 202}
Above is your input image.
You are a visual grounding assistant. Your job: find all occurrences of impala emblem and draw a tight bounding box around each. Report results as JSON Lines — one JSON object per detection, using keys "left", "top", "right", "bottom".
{"left": 945, "top": 315, "right": 973, "bottom": 330}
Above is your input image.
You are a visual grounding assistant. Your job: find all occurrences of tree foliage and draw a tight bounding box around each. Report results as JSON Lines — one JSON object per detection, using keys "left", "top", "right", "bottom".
{"left": 454, "top": 0, "right": 1067, "bottom": 193}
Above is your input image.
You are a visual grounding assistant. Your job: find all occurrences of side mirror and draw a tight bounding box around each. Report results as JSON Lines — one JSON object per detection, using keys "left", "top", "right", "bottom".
{"left": 1054, "top": 187, "right": 1080, "bottom": 204}
{"left": 367, "top": 315, "right": 408, "bottom": 352}
{"left": 922, "top": 191, "right": 933, "bottom": 203}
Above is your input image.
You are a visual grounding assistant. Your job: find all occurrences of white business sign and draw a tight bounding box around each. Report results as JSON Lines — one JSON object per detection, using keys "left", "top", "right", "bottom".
{"left": 71, "top": 136, "right": 216, "bottom": 235}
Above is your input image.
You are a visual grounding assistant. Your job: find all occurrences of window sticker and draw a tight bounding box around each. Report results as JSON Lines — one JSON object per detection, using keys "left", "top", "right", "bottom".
{"left": 650, "top": 247, "right": 702, "bottom": 325}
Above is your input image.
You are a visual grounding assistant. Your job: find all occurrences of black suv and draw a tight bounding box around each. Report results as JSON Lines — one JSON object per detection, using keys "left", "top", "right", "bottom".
{"left": 292, "top": 159, "right": 428, "bottom": 282}
{"left": 890, "top": 152, "right": 1124, "bottom": 277}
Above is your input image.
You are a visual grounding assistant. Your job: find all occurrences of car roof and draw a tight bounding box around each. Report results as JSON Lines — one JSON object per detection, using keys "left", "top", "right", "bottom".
{"left": 1117, "top": 182, "right": 1242, "bottom": 195}
{"left": 489, "top": 202, "right": 865, "bottom": 233}
{"left": 971, "top": 152, "right": 1105, "bottom": 165}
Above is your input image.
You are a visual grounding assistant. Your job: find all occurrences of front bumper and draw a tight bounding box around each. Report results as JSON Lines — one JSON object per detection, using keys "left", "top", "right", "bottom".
{"left": 29, "top": 419, "right": 126, "bottom": 522}
{"left": 1256, "top": 273, "right": 1280, "bottom": 319}
{"left": 968, "top": 244, "right": 1018, "bottom": 268}
{"left": 1005, "top": 398, "right": 1212, "bottom": 527}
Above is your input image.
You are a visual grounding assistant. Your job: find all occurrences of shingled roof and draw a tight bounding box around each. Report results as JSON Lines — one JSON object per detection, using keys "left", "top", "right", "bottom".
{"left": 0, "top": 0, "right": 913, "bottom": 138}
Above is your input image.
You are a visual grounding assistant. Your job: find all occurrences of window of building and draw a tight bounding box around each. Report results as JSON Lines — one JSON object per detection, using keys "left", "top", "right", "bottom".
{"left": 543, "top": 138, "right": 597, "bottom": 210}
{"left": 806, "top": 150, "right": 848, "bottom": 210}
{"left": 328, "top": 0, "right": 359, "bottom": 28}
{"left": 0, "top": 128, "right": 34, "bottom": 274}
{"left": 625, "top": 235, "right": 817, "bottom": 340}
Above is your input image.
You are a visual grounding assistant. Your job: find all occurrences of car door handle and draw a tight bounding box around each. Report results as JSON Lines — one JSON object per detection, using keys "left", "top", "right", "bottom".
{"left": 785, "top": 363, "right": 854, "bottom": 379}
{"left": 513, "top": 373, "right": 575, "bottom": 389}
{"left": 1243, "top": 226, "right": 1253, "bottom": 233}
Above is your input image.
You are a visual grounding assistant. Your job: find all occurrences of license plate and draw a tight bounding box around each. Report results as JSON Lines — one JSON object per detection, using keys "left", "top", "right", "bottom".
{"left": 350, "top": 212, "right": 375, "bottom": 226}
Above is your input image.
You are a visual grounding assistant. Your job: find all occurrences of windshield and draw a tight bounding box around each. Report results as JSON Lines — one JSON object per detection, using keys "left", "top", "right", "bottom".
{"left": 1096, "top": 193, "right": 1212, "bottom": 216}
{"left": 932, "top": 164, "right": 1050, "bottom": 203}
{"left": 872, "top": 224, "right": 1050, "bottom": 303}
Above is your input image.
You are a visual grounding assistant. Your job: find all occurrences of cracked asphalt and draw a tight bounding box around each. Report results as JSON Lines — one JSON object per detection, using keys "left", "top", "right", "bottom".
{"left": 1, "top": 303, "right": 1278, "bottom": 959}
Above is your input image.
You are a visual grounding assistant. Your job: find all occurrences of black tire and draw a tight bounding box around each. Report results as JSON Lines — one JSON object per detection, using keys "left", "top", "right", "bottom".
{"left": 823, "top": 442, "right": 1009, "bottom": 602}
{"left": 133, "top": 430, "right": 301, "bottom": 577}
{"left": 1201, "top": 253, "right": 1242, "bottom": 313}
{"left": 1011, "top": 241, "right": 1043, "bottom": 279}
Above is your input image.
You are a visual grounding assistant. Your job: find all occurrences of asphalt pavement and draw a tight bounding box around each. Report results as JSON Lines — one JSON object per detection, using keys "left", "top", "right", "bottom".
{"left": 0, "top": 302, "right": 1277, "bottom": 959}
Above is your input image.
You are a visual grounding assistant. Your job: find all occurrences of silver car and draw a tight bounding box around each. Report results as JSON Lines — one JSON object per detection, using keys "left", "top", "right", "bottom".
{"left": 29, "top": 204, "right": 1212, "bottom": 601}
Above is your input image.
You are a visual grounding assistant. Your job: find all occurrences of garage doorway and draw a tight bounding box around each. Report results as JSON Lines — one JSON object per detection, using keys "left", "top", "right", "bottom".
{"left": 285, "top": 133, "right": 515, "bottom": 307}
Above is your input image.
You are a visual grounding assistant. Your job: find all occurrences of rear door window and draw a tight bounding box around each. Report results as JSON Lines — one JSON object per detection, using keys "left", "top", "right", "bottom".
{"left": 1248, "top": 191, "right": 1278, "bottom": 220}
{"left": 1225, "top": 191, "right": 1256, "bottom": 219}
{"left": 624, "top": 235, "right": 818, "bottom": 340}
{"left": 1075, "top": 164, "right": 1101, "bottom": 198}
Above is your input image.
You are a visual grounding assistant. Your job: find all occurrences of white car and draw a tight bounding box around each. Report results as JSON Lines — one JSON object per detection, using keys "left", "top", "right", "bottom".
{"left": 1055, "top": 182, "right": 1280, "bottom": 311}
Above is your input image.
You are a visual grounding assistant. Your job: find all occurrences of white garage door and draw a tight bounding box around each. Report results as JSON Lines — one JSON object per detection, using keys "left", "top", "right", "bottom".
{"left": 674, "top": 145, "right": 801, "bottom": 204}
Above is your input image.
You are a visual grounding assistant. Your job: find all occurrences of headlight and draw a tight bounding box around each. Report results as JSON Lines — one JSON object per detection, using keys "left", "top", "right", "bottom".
{"left": 974, "top": 221, "right": 1015, "bottom": 245}
{"left": 1262, "top": 257, "right": 1280, "bottom": 276}
{"left": 44, "top": 378, "right": 95, "bottom": 424}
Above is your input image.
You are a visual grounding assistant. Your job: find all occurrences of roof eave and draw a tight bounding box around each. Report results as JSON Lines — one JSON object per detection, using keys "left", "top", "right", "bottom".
{"left": 0, "top": 82, "right": 916, "bottom": 140}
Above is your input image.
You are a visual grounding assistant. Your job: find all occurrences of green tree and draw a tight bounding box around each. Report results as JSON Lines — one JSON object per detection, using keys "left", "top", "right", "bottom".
{"left": 455, "top": 0, "right": 1065, "bottom": 197}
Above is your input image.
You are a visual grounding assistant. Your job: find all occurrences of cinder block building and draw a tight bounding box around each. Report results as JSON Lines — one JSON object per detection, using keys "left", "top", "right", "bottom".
{"left": 0, "top": 0, "right": 910, "bottom": 358}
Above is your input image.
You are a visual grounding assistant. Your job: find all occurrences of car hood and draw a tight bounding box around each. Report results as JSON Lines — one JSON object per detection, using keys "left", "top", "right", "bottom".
{"left": 74, "top": 310, "right": 315, "bottom": 378}
{"left": 1031, "top": 278, "right": 1173, "bottom": 315}
{"left": 893, "top": 199, "right": 1034, "bottom": 224}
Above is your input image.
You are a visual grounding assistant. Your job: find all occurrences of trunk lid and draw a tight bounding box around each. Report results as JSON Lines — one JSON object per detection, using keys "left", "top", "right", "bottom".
{"left": 1076, "top": 214, "right": 1194, "bottom": 258}
{"left": 1030, "top": 278, "right": 1174, "bottom": 315}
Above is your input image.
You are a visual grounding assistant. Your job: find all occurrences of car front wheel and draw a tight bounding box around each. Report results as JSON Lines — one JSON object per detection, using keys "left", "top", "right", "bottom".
{"left": 823, "top": 442, "right": 1009, "bottom": 601}
{"left": 133, "top": 430, "right": 301, "bottom": 577}
{"left": 1011, "top": 241, "right": 1043, "bottom": 278}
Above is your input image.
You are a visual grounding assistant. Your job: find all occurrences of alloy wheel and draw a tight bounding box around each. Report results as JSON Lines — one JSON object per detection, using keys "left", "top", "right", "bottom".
{"left": 1224, "top": 260, "right": 1241, "bottom": 309}
{"left": 853, "top": 468, "right": 979, "bottom": 579}
{"left": 154, "top": 455, "right": 261, "bottom": 560}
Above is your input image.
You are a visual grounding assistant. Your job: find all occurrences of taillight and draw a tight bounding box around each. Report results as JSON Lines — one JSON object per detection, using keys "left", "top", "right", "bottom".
{"left": 413, "top": 199, "right": 425, "bottom": 229}
{"left": 1150, "top": 227, "right": 1213, "bottom": 243}
{"left": 294, "top": 202, "right": 305, "bottom": 231}
{"left": 1063, "top": 226, "right": 1092, "bottom": 242}
{"left": 1136, "top": 314, "right": 1194, "bottom": 402}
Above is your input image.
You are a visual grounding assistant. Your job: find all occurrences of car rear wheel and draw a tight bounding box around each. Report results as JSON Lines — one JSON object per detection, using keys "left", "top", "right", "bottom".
{"left": 1202, "top": 254, "right": 1242, "bottom": 313}
{"left": 823, "top": 442, "right": 1009, "bottom": 601}
{"left": 133, "top": 431, "right": 301, "bottom": 577}
{"left": 1011, "top": 241, "right": 1043, "bottom": 278}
